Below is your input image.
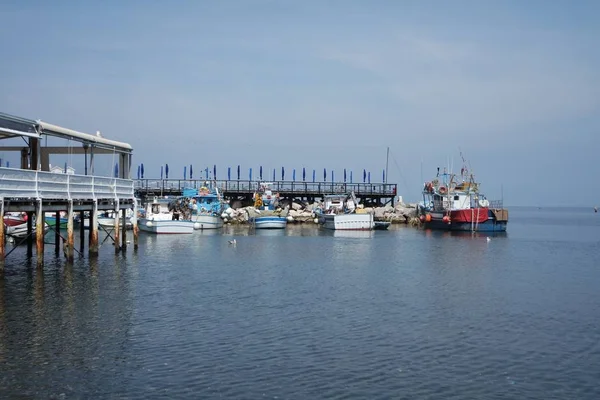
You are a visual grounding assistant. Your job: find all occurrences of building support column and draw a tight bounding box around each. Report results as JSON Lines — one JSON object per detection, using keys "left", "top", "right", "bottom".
{"left": 89, "top": 201, "right": 98, "bottom": 256}
{"left": 26, "top": 212, "right": 33, "bottom": 257}
{"left": 79, "top": 210, "right": 85, "bottom": 253}
{"left": 0, "top": 199, "right": 5, "bottom": 269}
{"left": 121, "top": 208, "right": 127, "bottom": 251}
{"left": 133, "top": 199, "right": 139, "bottom": 250}
{"left": 36, "top": 199, "right": 44, "bottom": 267}
{"left": 66, "top": 200, "right": 74, "bottom": 262}
{"left": 114, "top": 202, "right": 120, "bottom": 253}
{"left": 54, "top": 212, "right": 61, "bottom": 255}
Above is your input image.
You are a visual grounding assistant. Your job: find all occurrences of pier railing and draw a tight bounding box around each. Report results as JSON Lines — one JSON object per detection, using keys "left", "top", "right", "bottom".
{"left": 0, "top": 167, "right": 134, "bottom": 200}
{"left": 134, "top": 179, "right": 397, "bottom": 197}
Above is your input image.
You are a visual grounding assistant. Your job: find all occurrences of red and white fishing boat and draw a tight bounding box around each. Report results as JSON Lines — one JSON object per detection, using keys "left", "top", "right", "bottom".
{"left": 418, "top": 157, "right": 508, "bottom": 232}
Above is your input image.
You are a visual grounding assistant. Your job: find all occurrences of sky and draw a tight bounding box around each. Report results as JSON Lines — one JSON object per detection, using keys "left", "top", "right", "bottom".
{"left": 1, "top": 0, "right": 599, "bottom": 206}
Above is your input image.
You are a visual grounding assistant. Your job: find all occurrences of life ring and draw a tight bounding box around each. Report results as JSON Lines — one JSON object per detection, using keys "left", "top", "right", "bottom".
{"left": 439, "top": 186, "right": 447, "bottom": 194}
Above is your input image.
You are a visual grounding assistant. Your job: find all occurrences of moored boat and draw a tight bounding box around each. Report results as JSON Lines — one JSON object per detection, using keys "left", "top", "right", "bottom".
{"left": 418, "top": 158, "right": 508, "bottom": 232}
{"left": 250, "top": 182, "right": 287, "bottom": 229}
{"left": 138, "top": 197, "right": 195, "bottom": 234}
{"left": 316, "top": 192, "right": 375, "bottom": 230}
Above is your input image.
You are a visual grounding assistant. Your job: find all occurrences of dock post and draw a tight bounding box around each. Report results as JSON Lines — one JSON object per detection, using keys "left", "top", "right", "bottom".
{"left": 0, "top": 198, "right": 5, "bottom": 268}
{"left": 66, "top": 200, "right": 74, "bottom": 262}
{"left": 114, "top": 202, "right": 121, "bottom": 253}
{"left": 36, "top": 199, "right": 44, "bottom": 267}
{"left": 79, "top": 210, "right": 85, "bottom": 253}
{"left": 54, "top": 211, "right": 60, "bottom": 255}
{"left": 121, "top": 208, "right": 127, "bottom": 251}
{"left": 133, "top": 199, "right": 139, "bottom": 250}
{"left": 26, "top": 212, "right": 33, "bottom": 257}
{"left": 89, "top": 201, "right": 98, "bottom": 256}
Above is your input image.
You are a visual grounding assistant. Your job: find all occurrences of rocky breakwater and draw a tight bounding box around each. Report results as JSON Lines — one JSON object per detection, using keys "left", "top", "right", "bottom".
{"left": 221, "top": 200, "right": 418, "bottom": 225}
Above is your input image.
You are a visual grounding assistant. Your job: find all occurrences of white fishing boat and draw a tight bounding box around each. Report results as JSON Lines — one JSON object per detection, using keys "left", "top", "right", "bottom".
{"left": 138, "top": 197, "right": 195, "bottom": 234}
{"left": 316, "top": 192, "right": 374, "bottom": 230}
{"left": 5, "top": 220, "right": 50, "bottom": 240}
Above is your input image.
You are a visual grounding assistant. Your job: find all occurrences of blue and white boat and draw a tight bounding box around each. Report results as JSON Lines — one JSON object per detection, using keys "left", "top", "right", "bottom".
{"left": 250, "top": 182, "right": 287, "bottom": 229}
{"left": 187, "top": 184, "right": 228, "bottom": 230}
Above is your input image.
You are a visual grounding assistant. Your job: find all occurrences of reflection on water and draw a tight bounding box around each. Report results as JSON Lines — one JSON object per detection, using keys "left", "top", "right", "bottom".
{"left": 332, "top": 230, "right": 375, "bottom": 239}
{"left": 0, "top": 217, "right": 599, "bottom": 398}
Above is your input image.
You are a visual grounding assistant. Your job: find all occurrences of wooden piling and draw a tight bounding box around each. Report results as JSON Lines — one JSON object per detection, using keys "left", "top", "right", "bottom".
{"left": 133, "top": 203, "right": 139, "bottom": 250}
{"left": 121, "top": 208, "right": 127, "bottom": 251}
{"left": 54, "top": 212, "right": 60, "bottom": 255}
{"left": 36, "top": 200, "right": 44, "bottom": 267}
{"left": 26, "top": 211, "right": 33, "bottom": 257}
{"left": 89, "top": 201, "right": 98, "bottom": 256}
{"left": 114, "top": 204, "right": 121, "bottom": 253}
{"left": 66, "top": 201, "right": 74, "bottom": 262}
{"left": 79, "top": 211, "right": 85, "bottom": 253}
{"left": 0, "top": 199, "right": 5, "bottom": 268}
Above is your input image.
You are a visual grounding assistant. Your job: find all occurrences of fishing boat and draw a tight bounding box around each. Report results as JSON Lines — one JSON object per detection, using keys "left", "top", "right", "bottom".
{"left": 44, "top": 212, "right": 68, "bottom": 229}
{"left": 3, "top": 212, "right": 27, "bottom": 227}
{"left": 418, "top": 157, "right": 508, "bottom": 232}
{"left": 5, "top": 219, "right": 50, "bottom": 240}
{"left": 96, "top": 210, "right": 134, "bottom": 230}
{"left": 186, "top": 184, "right": 227, "bottom": 230}
{"left": 138, "top": 197, "right": 195, "bottom": 234}
{"left": 316, "top": 192, "right": 375, "bottom": 230}
{"left": 250, "top": 182, "right": 287, "bottom": 229}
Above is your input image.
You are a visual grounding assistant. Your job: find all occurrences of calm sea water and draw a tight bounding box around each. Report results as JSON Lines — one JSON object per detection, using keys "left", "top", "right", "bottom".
{"left": 1, "top": 207, "right": 599, "bottom": 399}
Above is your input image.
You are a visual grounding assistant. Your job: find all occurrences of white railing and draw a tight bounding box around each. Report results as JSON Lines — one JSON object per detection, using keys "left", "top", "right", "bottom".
{"left": 0, "top": 167, "right": 134, "bottom": 200}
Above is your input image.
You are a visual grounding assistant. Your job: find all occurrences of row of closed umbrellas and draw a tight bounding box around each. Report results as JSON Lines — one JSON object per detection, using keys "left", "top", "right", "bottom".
{"left": 133, "top": 164, "right": 386, "bottom": 183}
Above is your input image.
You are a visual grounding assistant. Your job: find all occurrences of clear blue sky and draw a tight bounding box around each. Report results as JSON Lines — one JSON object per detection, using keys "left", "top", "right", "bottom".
{"left": 1, "top": 0, "right": 598, "bottom": 206}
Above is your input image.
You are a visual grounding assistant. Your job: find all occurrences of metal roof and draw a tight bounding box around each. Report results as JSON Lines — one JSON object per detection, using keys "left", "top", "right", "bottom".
{"left": 0, "top": 111, "right": 133, "bottom": 153}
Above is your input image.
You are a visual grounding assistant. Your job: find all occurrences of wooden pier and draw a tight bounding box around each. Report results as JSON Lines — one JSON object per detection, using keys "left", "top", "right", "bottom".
{"left": 135, "top": 179, "right": 397, "bottom": 207}
{"left": 0, "top": 112, "right": 136, "bottom": 269}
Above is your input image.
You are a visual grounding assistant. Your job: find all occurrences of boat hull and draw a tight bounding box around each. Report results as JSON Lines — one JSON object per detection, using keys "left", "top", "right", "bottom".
{"left": 252, "top": 216, "right": 287, "bottom": 229}
{"left": 97, "top": 217, "right": 133, "bottom": 230}
{"left": 138, "top": 218, "right": 194, "bottom": 234}
{"left": 424, "top": 208, "right": 508, "bottom": 232}
{"left": 191, "top": 214, "right": 223, "bottom": 230}
{"left": 318, "top": 213, "right": 374, "bottom": 230}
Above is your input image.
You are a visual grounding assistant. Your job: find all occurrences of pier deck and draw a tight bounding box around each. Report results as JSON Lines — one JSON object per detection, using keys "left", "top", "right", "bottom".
{"left": 135, "top": 179, "right": 397, "bottom": 206}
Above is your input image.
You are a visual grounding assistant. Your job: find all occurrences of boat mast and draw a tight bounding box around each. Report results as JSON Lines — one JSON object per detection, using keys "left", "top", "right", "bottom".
{"left": 385, "top": 147, "right": 389, "bottom": 184}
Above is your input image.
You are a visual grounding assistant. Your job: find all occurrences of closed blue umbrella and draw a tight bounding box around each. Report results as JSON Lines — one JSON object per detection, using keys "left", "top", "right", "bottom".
{"left": 249, "top": 167, "right": 253, "bottom": 181}
{"left": 323, "top": 168, "right": 326, "bottom": 182}
{"left": 189, "top": 164, "right": 193, "bottom": 179}
{"left": 363, "top": 169, "right": 366, "bottom": 183}
{"left": 331, "top": 170, "right": 334, "bottom": 183}
{"left": 0, "top": 158, "right": 2, "bottom": 167}
{"left": 237, "top": 165, "right": 240, "bottom": 180}
{"left": 6, "top": 161, "right": 9, "bottom": 168}
{"left": 64, "top": 162, "right": 67, "bottom": 174}
{"left": 228, "top": 167, "right": 231, "bottom": 180}
{"left": 302, "top": 167, "right": 306, "bottom": 181}
{"left": 213, "top": 164, "right": 216, "bottom": 180}
{"left": 368, "top": 172, "right": 371, "bottom": 184}
{"left": 272, "top": 168, "right": 275, "bottom": 181}
{"left": 281, "top": 166, "right": 285, "bottom": 181}
{"left": 184, "top": 166, "right": 187, "bottom": 180}
{"left": 260, "top": 166, "right": 263, "bottom": 180}
{"left": 312, "top": 169, "right": 316, "bottom": 182}
{"left": 382, "top": 169, "right": 385, "bottom": 183}
{"left": 161, "top": 166, "right": 163, "bottom": 179}
{"left": 141, "top": 163, "right": 144, "bottom": 179}
{"left": 350, "top": 171, "right": 353, "bottom": 183}
{"left": 137, "top": 165, "right": 141, "bottom": 179}
{"left": 205, "top": 167, "right": 209, "bottom": 180}
{"left": 293, "top": 169, "right": 296, "bottom": 182}
{"left": 114, "top": 163, "right": 119, "bottom": 178}
{"left": 165, "top": 164, "right": 169, "bottom": 179}
{"left": 344, "top": 168, "right": 347, "bottom": 182}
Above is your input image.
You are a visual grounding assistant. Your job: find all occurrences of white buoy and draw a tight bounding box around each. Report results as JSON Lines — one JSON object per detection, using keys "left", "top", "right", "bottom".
{"left": 287, "top": 216, "right": 294, "bottom": 222}
{"left": 314, "top": 218, "right": 319, "bottom": 224}
{"left": 486, "top": 237, "right": 491, "bottom": 242}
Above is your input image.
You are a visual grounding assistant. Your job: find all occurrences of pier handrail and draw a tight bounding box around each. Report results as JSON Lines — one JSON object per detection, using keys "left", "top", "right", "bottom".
{"left": 0, "top": 167, "right": 134, "bottom": 200}
{"left": 133, "top": 179, "right": 397, "bottom": 197}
